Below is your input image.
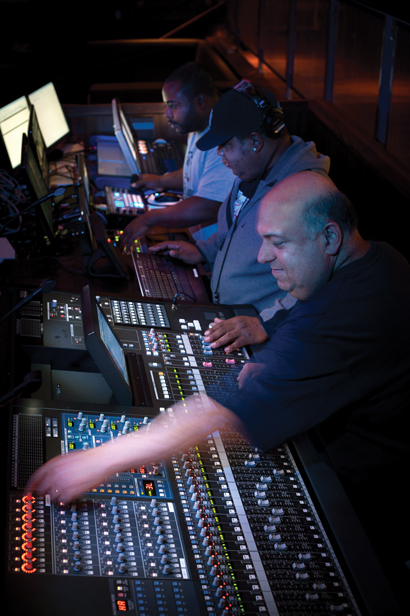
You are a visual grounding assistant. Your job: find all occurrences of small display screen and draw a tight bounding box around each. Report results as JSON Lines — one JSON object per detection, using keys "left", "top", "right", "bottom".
{"left": 96, "top": 303, "right": 129, "bottom": 385}
{"left": 142, "top": 480, "right": 157, "bottom": 496}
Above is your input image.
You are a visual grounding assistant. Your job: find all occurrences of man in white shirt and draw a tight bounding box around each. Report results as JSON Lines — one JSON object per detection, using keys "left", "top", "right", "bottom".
{"left": 120, "top": 62, "right": 233, "bottom": 247}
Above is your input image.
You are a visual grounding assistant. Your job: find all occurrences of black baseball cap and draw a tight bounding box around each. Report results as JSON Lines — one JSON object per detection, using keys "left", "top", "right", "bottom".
{"left": 196, "top": 82, "right": 284, "bottom": 151}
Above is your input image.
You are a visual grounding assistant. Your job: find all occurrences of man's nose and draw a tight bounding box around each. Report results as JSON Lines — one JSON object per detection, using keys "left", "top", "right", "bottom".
{"left": 257, "top": 242, "right": 273, "bottom": 264}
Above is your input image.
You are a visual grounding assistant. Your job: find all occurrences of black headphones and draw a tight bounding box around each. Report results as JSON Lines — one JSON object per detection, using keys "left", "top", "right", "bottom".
{"left": 232, "top": 79, "right": 285, "bottom": 137}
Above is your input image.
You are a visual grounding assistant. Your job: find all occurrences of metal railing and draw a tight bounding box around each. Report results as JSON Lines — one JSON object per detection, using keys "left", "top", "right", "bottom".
{"left": 227, "top": 0, "right": 410, "bottom": 169}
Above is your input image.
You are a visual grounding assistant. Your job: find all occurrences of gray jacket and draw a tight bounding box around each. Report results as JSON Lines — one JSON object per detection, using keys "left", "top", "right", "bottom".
{"left": 196, "top": 136, "right": 330, "bottom": 312}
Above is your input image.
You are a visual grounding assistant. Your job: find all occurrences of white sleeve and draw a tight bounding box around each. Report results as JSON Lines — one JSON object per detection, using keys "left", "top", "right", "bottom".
{"left": 193, "top": 146, "right": 234, "bottom": 203}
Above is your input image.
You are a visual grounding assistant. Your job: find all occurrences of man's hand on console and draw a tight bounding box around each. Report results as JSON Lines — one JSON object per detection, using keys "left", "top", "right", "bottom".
{"left": 203, "top": 316, "right": 269, "bottom": 353}
{"left": 149, "top": 241, "right": 203, "bottom": 265}
{"left": 132, "top": 173, "right": 164, "bottom": 191}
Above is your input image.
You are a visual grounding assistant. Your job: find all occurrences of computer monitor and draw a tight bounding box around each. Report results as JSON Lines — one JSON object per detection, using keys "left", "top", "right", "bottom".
{"left": 28, "top": 82, "right": 70, "bottom": 148}
{"left": 28, "top": 105, "right": 48, "bottom": 186}
{"left": 20, "top": 133, "right": 54, "bottom": 247}
{"left": 0, "top": 96, "right": 30, "bottom": 169}
{"left": 76, "top": 152, "right": 99, "bottom": 257}
{"left": 112, "top": 98, "right": 141, "bottom": 176}
{"left": 81, "top": 285, "right": 133, "bottom": 406}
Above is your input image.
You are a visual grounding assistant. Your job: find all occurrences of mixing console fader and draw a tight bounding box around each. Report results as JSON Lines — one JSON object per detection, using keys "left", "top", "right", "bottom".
{"left": 5, "top": 401, "right": 364, "bottom": 616}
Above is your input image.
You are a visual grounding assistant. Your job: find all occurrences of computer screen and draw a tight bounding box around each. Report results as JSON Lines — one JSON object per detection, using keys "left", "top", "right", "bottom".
{"left": 112, "top": 98, "right": 140, "bottom": 175}
{"left": 0, "top": 96, "right": 30, "bottom": 168}
{"left": 28, "top": 82, "right": 70, "bottom": 148}
{"left": 81, "top": 285, "right": 132, "bottom": 405}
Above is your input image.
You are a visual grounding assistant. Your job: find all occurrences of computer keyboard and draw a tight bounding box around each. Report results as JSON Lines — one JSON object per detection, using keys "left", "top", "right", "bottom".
{"left": 132, "top": 251, "right": 196, "bottom": 301}
{"left": 137, "top": 139, "right": 184, "bottom": 175}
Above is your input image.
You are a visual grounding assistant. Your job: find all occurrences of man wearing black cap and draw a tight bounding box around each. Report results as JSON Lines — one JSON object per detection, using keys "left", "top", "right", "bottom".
{"left": 149, "top": 80, "right": 330, "bottom": 315}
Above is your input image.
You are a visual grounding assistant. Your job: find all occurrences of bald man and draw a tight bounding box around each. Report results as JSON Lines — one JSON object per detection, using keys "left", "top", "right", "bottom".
{"left": 28, "top": 173, "right": 410, "bottom": 608}
{"left": 28, "top": 168, "right": 409, "bottom": 489}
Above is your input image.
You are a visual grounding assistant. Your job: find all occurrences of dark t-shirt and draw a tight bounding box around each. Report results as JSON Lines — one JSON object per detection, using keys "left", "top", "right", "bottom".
{"left": 214, "top": 242, "right": 410, "bottom": 480}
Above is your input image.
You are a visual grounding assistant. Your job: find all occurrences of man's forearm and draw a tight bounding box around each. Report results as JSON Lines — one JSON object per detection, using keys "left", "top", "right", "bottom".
{"left": 26, "top": 395, "right": 243, "bottom": 504}
{"left": 146, "top": 196, "right": 221, "bottom": 229}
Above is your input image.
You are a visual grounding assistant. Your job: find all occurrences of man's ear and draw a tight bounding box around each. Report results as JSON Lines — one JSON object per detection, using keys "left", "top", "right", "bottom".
{"left": 249, "top": 132, "right": 264, "bottom": 153}
{"left": 194, "top": 93, "right": 206, "bottom": 109}
{"left": 323, "top": 221, "right": 343, "bottom": 255}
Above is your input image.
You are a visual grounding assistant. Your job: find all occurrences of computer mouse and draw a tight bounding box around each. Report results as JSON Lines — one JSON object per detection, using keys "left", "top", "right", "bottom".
{"left": 153, "top": 139, "right": 168, "bottom": 146}
{"left": 154, "top": 192, "right": 181, "bottom": 204}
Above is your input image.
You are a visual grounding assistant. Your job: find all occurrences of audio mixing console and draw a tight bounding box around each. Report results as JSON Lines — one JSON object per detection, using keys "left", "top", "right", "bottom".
{"left": 7, "top": 288, "right": 399, "bottom": 615}
{"left": 17, "top": 291, "right": 255, "bottom": 408}
{"left": 6, "top": 400, "right": 364, "bottom": 616}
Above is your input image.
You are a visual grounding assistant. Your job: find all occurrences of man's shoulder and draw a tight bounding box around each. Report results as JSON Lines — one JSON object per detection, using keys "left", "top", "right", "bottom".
{"left": 271, "top": 135, "right": 331, "bottom": 180}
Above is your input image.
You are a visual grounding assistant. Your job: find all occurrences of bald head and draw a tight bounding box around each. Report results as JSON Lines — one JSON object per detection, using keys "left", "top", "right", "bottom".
{"left": 257, "top": 172, "right": 366, "bottom": 300}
